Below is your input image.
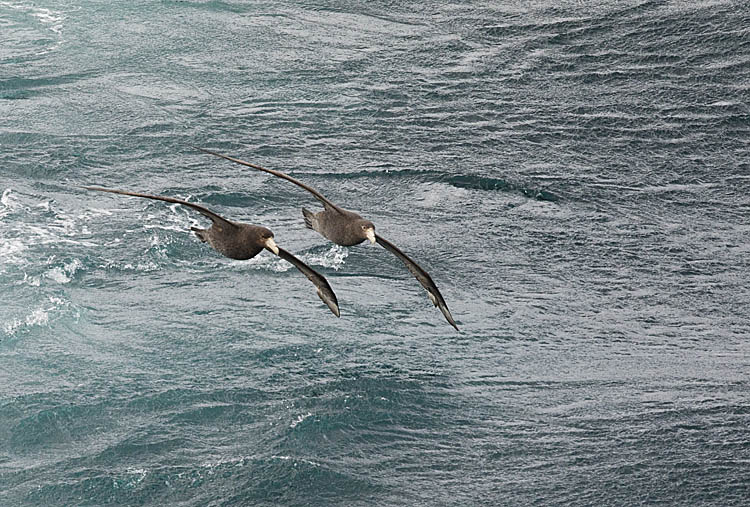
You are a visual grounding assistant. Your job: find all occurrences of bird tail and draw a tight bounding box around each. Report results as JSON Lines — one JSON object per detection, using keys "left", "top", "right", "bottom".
{"left": 191, "top": 227, "right": 208, "bottom": 242}
{"left": 302, "top": 208, "right": 316, "bottom": 230}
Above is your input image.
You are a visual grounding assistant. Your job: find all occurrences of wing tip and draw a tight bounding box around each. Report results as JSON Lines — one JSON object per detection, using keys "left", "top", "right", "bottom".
{"left": 317, "top": 288, "right": 340, "bottom": 317}
{"left": 439, "top": 304, "right": 460, "bottom": 332}
{"left": 326, "top": 296, "right": 341, "bottom": 318}
{"left": 331, "top": 303, "right": 341, "bottom": 318}
{"left": 194, "top": 146, "right": 217, "bottom": 157}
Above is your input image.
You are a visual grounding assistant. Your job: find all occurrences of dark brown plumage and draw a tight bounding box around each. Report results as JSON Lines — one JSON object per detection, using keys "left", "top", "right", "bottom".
{"left": 302, "top": 207, "right": 375, "bottom": 247}
{"left": 195, "top": 148, "right": 459, "bottom": 331}
{"left": 82, "top": 186, "right": 340, "bottom": 317}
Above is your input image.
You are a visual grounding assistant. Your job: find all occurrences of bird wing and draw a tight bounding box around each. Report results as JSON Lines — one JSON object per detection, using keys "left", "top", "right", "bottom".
{"left": 375, "top": 234, "right": 459, "bottom": 331}
{"left": 83, "top": 186, "right": 236, "bottom": 230}
{"left": 195, "top": 147, "right": 346, "bottom": 215}
{"left": 275, "top": 247, "right": 340, "bottom": 317}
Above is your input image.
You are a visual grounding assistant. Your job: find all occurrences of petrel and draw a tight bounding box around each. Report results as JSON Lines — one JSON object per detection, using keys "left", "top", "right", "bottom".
{"left": 83, "top": 186, "right": 340, "bottom": 317}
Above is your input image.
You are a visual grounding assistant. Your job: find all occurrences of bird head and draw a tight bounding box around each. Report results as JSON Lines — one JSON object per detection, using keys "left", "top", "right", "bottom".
{"left": 356, "top": 220, "right": 376, "bottom": 244}
{"left": 260, "top": 228, "right": 279, "bottom": 255}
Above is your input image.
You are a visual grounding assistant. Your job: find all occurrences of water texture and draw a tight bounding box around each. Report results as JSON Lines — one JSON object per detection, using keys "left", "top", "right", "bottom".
{"left": 1, "top": 0, "right": 749, "bottom": 505}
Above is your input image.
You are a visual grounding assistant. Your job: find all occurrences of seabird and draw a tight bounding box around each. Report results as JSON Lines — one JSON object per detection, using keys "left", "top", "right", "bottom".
{"left": 194, "top": 148, "right": 459, "bottom": 331}
{"left": 82, "top": 186, "right": 340, "bottom": 317}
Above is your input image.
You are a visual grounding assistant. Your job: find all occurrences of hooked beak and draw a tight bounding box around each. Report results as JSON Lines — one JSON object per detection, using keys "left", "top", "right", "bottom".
{"left": 365, "top": 227, "right": 375, "bottom": 244}
{"left": 264, "top": 237, "right": 280, "bottom": 255}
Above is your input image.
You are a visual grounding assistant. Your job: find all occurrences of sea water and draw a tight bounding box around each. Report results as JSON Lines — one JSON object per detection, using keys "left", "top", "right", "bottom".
{"left": 1, "top": 1, "right": 749, "bottom": 505}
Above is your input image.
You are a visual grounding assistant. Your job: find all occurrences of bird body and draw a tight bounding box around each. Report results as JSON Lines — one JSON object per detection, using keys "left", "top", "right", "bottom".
{"left": 192, "top": 222, "right": 271, "bottom": 260}
{"left": 302, "top": 208, "right": 374, "bottom": 247}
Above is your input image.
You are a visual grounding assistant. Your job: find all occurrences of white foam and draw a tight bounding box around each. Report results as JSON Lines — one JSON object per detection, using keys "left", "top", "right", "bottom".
{"left": 77, "top": 207, "right": 114, "bottom": 218}
{"left": 45, "top": 259, "right": 82, "bottom": 284}
{"left": 2, "top": 295, "right": 75, "bottom": 337}
{"left": 1, "top": 195, "right": 99, "bottom": 273}
{"left": 0, "top": 2, "right": 67, "bottom": 53}
{"left": 290, "top": 412, "right": 313, "bottom": 428}
{"left": 149, "top": 233, "right": 165, "bottom": 248}
{"left": 142, "top": 201, "right": 196, "bottom": 233}
{"left": 120, "top": 261, "right": 160, "bottom": 272}
{"left": 124, "top": 468, "right": 148, "bottom": 484}
{"left": 17, "top": 272, "right": 41, "bottom": 287}
{"left": 3, "top": 308, "right": 50, "bottom": 336}
{"left": 237, "top": 245, "right": 348, "bottom": 273}
{"left": 143, "top": 223, "right": 189, "bottom": 233}
{"left": 45, "top": 267, "right": 70, "bottom": 283}
{"left": 31, "top": 7, "right": 62, "bottom": 26}
{"left": 0, "top": 239, "right": 27, "bottom": 267}
{"left": 1, "top": 188, "right": 17, "bottom": 212}
{"left": 265, "top": 256, "right": 292, "bottom": 273}
{"left": 112, "top": 468, "right": 149, "bottom": 490}
{"left": 708, "top": 100, "right": 739, "bottom": 107}
{"left": 271, "top": 454, "right": 320, "bottom": 467}
{"left": 302, "top": 244, "right": 349, "bottom": 271}
{"left": 413, "top": 181, "right": 469, "bottom": 208}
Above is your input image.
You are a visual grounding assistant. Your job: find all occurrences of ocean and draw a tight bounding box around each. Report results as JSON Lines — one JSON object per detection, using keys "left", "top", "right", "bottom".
{"left": 1, "top": 0, "right": 749, "bottom": 505}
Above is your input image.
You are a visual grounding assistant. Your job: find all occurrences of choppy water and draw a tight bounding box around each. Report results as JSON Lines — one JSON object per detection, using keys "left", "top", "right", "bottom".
{"left": 2, "top": 0, "right": 749, "bottom": 505}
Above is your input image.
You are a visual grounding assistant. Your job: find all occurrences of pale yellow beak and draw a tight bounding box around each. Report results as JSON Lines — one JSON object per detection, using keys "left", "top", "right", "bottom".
{"left": 365, "top": 227, "right": 376, "bottom": 244}
{"left": 264, "top": 237, "right": 280, "bottom": 255}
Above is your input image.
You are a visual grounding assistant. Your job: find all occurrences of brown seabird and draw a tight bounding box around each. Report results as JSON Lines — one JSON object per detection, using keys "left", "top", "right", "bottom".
{"left": 194, "top": 148, "right": 459, "bottom": 331}
{"left": 83, "top": 186, "right": 340, "bottom": 317}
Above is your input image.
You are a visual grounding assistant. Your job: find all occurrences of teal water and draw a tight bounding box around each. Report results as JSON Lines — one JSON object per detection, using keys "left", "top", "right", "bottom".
{"left": 2, "top": 0, "right": 749, "bottom": 505}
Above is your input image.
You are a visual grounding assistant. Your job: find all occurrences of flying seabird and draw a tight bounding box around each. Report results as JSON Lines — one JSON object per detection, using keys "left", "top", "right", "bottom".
{"left": 82, "top": 186, "right": 340, "bottom": 317}
{"left": 194, "top": 148, "right": 459, "bottom": 331}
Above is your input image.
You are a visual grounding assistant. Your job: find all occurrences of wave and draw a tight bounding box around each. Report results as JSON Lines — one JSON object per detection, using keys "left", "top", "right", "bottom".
{"left": 44, "top": 259, "right": 83, "bottom": 284}
{"left": 1, "top": 187, "right": 19, "bottom": 215}
{"left": 262, "top": 168, "right": 561, "bottom": 201}
{"left": 229, "top": 244, "right": 349, "bottom": 273}
{"left": 0, "top": 238, "right": 27, "bottom": 266}
{"left": 0, "top": 189, "right": 96, "bottom": 270}
{"left": 2, "top": 307, "right": 49, "bottom": 336}
{"left": 0, "top": 0, "right": 68, "bottom": 58}
{"left": 1, "top": 189, "right": 86, "bottom": 339}
{"left": 442, "top": 173, "right": 561, "bottom": 200}
{"left": 1, "top": 295, "right": 76, "bottom": 338}
{"left": 18, "top": 451, "right": 378, "bottom": 506}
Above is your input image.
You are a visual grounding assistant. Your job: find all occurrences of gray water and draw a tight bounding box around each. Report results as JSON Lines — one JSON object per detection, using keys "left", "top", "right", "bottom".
{"left": 2, "top": 0, "right": 749, "bottom": 505}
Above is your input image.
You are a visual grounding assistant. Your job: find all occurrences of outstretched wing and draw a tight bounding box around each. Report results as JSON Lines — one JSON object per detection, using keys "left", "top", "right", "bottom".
{"left": 375, "top": 234, "right": 459, "bottom": 331}
{"left": 195, "top": 147, "right": 346, "bottom": 215}
{"left": 276, "top": 247, "right": 340, "bottom": 317}
{"left": 82, "top": 186, "right": 235, "bottom": 230}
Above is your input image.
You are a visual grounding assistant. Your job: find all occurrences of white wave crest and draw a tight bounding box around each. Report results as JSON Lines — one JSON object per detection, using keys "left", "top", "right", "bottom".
{"left": 45, "top": 258, "right": 83, "bottom": 284}
{"left": 0, "top": 238, "right": 27, "bottom": 266}
{"left": 118, "top": 260, "right": 161, "bottom": 272}
{"left": 0, "top": 191, "right": 98, "bottom": 273}
{"left": 290, "top": 412, "right": 313, "bottom": 428}
{"left": 303, "top": 244, "right": 349, "bottom": 271}
{"left": 1, "top": 188, "right": 20, "bottom": 220}
{"left": 1, "top": 188, "right": 16, "bottom": 209}
{"left": 0, "top": 1, "right": 66, "bottom": 53}
{"left": 232, "top": 244, "right": 349, "bottom": 273}
{"left": 2, "top": 296, "right": 75, "bottom": 337}
{"left": 3, "top": 308, "right": 49, "bottom": 337}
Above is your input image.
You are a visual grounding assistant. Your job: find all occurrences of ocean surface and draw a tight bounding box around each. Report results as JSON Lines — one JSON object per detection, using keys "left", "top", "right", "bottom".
{"left": 2, "top": 0, "right": 749, "bottom": 505}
